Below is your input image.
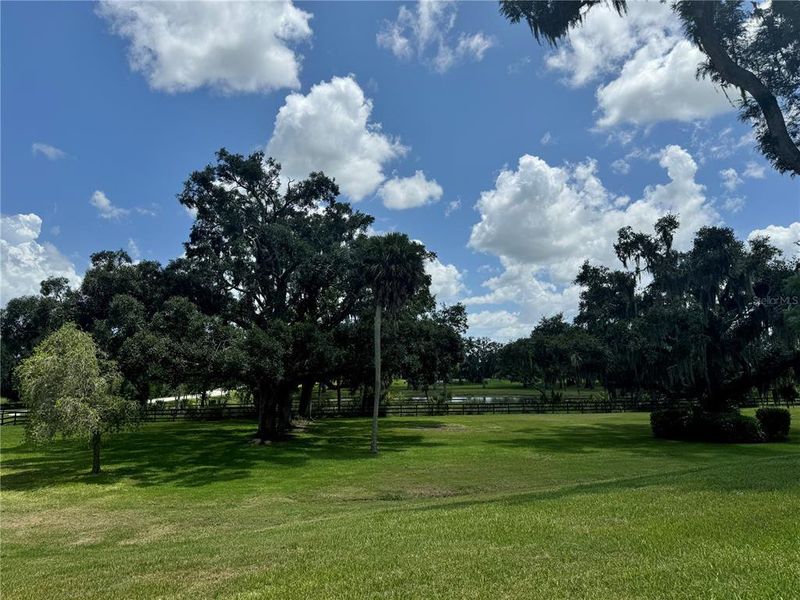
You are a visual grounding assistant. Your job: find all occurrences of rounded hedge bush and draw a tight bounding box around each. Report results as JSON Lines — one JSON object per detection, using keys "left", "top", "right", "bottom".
{"left": 651, "top": 408, "right": 766, "bottom": 443}
{"left": 755, "top": 407, "right": 791, "bottom": 441}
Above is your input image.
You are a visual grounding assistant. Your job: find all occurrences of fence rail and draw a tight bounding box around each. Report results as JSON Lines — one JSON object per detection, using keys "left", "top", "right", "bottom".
{"left": 310, "top": 396, "right": 798, "bottom": 418}
{"left": 2, "top": 396, "right": 796, "bottom": 426}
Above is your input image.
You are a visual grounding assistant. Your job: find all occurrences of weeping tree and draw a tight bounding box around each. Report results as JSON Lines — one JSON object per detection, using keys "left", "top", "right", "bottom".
{"left": 356, "top": 233, "right": 432, "bottom": 454}
{"left": 500, "top": 0, "right": 800, "bottom": 175}
{"left": 17, "top": 324, "right": 139, "bottom": 474}
{"left": 576, "top": 215, "right": 800, "bottom": 411}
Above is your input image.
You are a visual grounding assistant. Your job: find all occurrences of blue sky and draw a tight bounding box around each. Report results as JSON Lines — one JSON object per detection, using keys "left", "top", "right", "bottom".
{"left": 2, "top": 1, "right": 798, "bottom": 339}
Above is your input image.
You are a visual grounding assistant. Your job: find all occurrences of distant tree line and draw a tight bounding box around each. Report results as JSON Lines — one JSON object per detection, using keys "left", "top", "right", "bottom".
{"left": 470, "top": 216, "right": 800, "bottom": 415}
{"left": 3, "top": 154, "right": 798, "bottom": 451}
{"left": 1, "top": 150, "right": 467, "bottom": 444}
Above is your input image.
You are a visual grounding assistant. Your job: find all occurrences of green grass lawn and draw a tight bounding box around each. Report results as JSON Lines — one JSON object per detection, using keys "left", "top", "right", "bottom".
{"left": 2, "top": 412, "right": 799, "bottom": 599}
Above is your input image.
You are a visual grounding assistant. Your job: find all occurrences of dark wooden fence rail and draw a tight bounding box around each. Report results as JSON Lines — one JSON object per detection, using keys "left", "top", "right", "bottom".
{"left": 309, "top": 396, "right": 798, "bottom": 418}
{"left": 2, "top": 396, "right": 796, "bottom": 426}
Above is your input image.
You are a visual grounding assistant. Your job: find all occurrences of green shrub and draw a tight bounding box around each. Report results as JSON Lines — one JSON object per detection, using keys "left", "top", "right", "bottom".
{"left": 651, "top": 408, "right": 765, "bottom": 443}
{"left": 706, "top": 412, "right": 765, "bottom": 443}
{"left": 651, "top": 408, "right": 693, "bottom": 439}
{"left": 427, "top": 391, "right": 451, "bottom": 415}
{"left": 756, "top": 407, "right": 791, "bottom": 441}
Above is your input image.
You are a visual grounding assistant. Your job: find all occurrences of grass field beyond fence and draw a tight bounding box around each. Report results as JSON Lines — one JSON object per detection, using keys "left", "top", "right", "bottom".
{"left": 2, "top": 412, "right": 799, "bottom": 599}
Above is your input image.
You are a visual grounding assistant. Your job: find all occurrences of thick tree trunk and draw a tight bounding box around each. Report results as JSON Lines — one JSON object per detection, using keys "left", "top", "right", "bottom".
{"left": 371, "top": 303, "right": 381, "bottom": 455}
{"left": 298, "top": 379, "right": 314, "bottom": 419}
{"left": 254, "top": 381, "right": 294, "bottom": 442}
{"left": 336, "top": 382, "right": 342, "bottom": 414}
{"left": 255, "top": 382, "right": 270, "bottom": 441}
{"left": 278, "top": 388, "right": 293, "bottom": 433}
{"left": 91, "top": 432, "right": 101, "bottom": 475}
{"left": 278, "top": 394, "right": 292, "bottom": 437}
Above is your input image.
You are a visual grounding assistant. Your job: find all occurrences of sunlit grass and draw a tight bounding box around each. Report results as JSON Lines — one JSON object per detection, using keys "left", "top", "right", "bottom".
{"left": 2, "top": 411, "right": 799, "bottom": 599}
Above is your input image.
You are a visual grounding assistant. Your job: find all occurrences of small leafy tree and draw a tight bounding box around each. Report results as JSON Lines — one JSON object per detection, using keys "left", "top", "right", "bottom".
{"left": 17, "top": 324, "right": 139, "bottom": 474}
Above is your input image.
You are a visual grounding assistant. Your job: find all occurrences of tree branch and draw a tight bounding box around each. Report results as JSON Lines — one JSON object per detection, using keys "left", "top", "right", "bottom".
{"left": 689, "top": 2, "right": 800, "bottom": 176}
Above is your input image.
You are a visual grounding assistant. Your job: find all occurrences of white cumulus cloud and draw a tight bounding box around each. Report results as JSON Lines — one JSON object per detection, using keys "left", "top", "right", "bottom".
{"left": 98, "top": 0, "right": 312, "bottom": 94}
{"left": 1, "top": 213, "right": 81, "bottom": 306}
{"left": 722, "top": 196, "right": 745, "bottom": 213}
{"left": 611, "top": 158, "right": 631, "bottom": 174}
{"left": 266, "top": 76, "right": 407, "bottom": 201}
{"left": 743, "top": 161, "right": 766, "bottom": 179}
{"left": 748, "top": 223, "right": 800, "bottom": 259}
{"left": 720, "top": 167, "right": 743, "bottom": 191}
{"left": 90, "top": 190, "right": 130, "bottom": 220}
{"left": 545, "top": 2, "right": 732, "bottom": 129}
{"left": 127, "top": 238, "right": 141, "bottom": 262}
{"left": 377, "top": 0, "right": 493, "bottom": 72}
{"left": 467, "top": 310, "right": 534, "bottom": 342}
{"left": 379, "top": 171, "right": 443, "bottom": 210}
{"left": 465, "top": 145, "right": 719, "bottom": 337}
{"left": 426, "top": 256, "right": 466, "bottom": 303}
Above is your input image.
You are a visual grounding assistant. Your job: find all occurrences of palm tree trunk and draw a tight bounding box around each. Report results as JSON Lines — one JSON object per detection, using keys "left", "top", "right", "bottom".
{"left": 371, "top": 302, "right": 382, "bottom": 454}
{"left": 91, "top": 432, "right": 101, "bottom": 475}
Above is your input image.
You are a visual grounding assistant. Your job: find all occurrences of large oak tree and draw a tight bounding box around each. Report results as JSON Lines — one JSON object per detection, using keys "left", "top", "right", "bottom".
{"left": 179, "top": 149, "right": 373, "bottom": 441}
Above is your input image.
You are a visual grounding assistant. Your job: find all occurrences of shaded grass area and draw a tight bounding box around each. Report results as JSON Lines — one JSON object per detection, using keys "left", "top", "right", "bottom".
{"left": 2, "top": 412, "right": 799, "bottom": 599}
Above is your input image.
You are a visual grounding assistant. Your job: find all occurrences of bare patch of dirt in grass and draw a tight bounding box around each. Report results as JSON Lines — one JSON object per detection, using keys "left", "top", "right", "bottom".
{"left": 2, "top": 506, "right": 142, "bottom": 546}
{"left": 132, "top": 563, "right": 265, "bottom": 596}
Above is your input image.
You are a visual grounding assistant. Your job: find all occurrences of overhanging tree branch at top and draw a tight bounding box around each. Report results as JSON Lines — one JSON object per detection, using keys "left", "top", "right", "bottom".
{"left": 500, "top": 0, "right": 800, "bottom": 176}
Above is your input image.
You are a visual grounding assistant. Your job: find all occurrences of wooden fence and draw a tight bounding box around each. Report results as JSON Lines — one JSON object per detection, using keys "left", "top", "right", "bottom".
{"left": 2, "top": 395, "right": 795, "bottom": 426}
{"left": 310, "top": 396, "right": 797, "bottom": 418}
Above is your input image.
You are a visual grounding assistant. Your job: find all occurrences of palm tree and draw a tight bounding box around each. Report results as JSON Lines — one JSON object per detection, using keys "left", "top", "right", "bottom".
{"left": 357, "top": 233, "right": 431, "bottom": 454}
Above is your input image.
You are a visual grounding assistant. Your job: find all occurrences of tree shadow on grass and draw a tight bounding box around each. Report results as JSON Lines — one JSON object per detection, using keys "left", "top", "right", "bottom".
{"left": 0, "top": 418, "right": 443, "bottom": 491}
{"left": 405, "top": 449, "right": 800, "bottom": 516}
{"left": 3, "top": 416, "right": 798, "bottom": 493}
{"left": 404, "top": 421, "right": 800, "bottom": 511}
{"left": 484, "top": 419, "right": 800, "bottom": 461}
